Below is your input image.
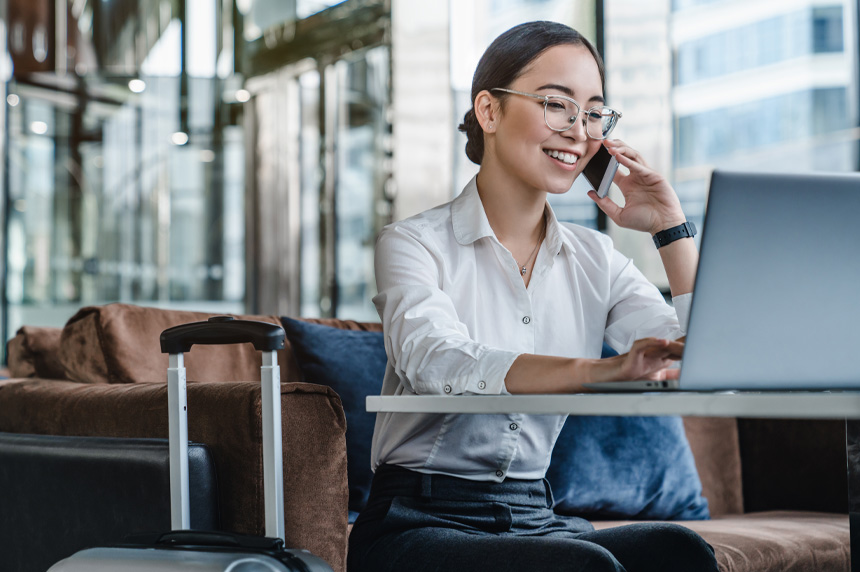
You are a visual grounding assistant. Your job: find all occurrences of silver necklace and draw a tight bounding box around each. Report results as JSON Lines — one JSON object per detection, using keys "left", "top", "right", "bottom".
{"left": 516, "top": 220, "right": 546, "bottom": 276}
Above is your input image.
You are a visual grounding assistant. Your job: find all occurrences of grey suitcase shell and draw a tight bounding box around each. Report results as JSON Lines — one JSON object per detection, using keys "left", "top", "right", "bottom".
{"left": 49, "top": 317, "right": 334, "bottom": 572}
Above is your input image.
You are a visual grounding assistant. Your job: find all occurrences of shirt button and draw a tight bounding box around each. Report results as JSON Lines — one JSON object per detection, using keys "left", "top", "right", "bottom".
{"left": 522, "top": 316, "right": 531, "bottom": 324}
{"left": 478, "top": 381, "right": 486, "bottom": 390}
{"left": 509, "top": 423, "right": 518, "bottom": 431}
{"left": 443, "top": 385, "right": 452, "bottom": 394}
{"left": 495, "top": 470, "right": 504, "bottom": 478}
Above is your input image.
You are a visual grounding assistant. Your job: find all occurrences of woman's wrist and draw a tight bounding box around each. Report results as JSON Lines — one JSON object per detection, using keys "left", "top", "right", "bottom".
{"left": 649, "top": 216, "right": 687, "bottom": 236}
{"left": 573, "top": 355, "right": 623, "bottom": 391}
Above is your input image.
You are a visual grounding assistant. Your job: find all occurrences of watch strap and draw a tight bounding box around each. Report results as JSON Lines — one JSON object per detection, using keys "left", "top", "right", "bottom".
{"left": 652, "top": 221, "right": 697, "bottom": 249}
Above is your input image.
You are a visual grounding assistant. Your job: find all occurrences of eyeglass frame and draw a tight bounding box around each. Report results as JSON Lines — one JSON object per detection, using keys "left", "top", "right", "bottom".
{"left": 489, "top": 87, "right": 622, "bottom": 140}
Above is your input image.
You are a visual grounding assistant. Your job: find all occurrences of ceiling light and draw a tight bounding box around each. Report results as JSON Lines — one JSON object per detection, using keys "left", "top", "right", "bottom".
{"left": 171, "top": 132, "right": 189, "bottom": 145}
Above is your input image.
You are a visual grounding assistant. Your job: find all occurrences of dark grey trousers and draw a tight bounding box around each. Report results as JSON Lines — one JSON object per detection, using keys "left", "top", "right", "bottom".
{"left": 348, "top": 465, "right": 718, "bottom": 572}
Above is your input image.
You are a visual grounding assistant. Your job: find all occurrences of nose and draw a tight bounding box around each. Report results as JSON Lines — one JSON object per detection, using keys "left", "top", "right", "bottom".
{"left": 562, "top": 112, "right": 588, "bottom": 142}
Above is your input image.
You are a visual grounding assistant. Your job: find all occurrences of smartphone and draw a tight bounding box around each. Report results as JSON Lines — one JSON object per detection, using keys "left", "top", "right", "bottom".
{"left": 582, "top": 145, "right": 619, "bottom": 199}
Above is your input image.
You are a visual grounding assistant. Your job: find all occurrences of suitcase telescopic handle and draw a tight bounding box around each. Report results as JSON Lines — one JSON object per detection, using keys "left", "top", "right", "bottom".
{"left": 160, "top": 316, "right": 285, "bottom": 354}
{"left": 162, "top": 316, "right": 286, "bottom": 541}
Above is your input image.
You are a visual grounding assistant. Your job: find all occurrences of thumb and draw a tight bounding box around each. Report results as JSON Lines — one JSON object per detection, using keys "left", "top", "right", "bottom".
{"left": 587, "top": 190, "right": 622, "bottom": 224}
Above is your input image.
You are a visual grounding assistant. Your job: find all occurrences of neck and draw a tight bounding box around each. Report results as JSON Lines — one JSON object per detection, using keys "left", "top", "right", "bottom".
{"left": 475, "top": 163, "right": 547, "bottom": 245}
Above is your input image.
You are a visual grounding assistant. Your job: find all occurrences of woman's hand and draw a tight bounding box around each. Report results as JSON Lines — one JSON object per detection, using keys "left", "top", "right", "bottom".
{"left": 589, "top": 338, "right": 684, "bottom": 387}
{"left": 587, "top": 139, "right": 686, "bottom": 235}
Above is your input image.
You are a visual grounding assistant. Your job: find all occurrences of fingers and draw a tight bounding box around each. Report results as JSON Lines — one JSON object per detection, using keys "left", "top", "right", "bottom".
{"left": 662, "top": 368, "right": 681, "bottom": 381}
{"left": 623, "top": 338, "right": 684, "bottom": 381}
{"left": 610, "top": 149, "right": 651, "bottom": 177}
{"left": 603, "top": 139, "right": 650, "bottom": 169}
{"left": 587, "top": 190, "right": 623, "bottom": 224}
{"left": 640, "top": 338, "right": 684, "bottom": 361}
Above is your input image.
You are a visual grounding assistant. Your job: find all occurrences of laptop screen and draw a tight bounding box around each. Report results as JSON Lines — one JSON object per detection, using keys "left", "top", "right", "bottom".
{"left": 680, "top": 170, "right": 860, "bottom": 390}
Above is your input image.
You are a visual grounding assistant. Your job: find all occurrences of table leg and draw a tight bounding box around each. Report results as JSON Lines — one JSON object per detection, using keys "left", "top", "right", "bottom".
{"left": 847, "top": 420, "right": 860, "bottom": 571}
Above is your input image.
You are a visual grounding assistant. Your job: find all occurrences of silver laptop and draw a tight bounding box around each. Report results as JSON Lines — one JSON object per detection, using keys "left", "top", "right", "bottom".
{"left": 585, "top": 170, "right": 860, "bottom": 392}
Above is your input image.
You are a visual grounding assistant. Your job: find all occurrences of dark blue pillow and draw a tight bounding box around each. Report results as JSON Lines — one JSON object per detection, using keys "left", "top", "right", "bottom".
{"left": 280, "top": 318, "right": 386, "bottom": 524}
{"left": 545, "top": 343, "right": 710, "bottom": 520}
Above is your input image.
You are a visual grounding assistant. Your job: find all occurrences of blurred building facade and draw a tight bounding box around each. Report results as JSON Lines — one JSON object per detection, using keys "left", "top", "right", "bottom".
{"left": 671, "top": 0, "right": 858, "bottom": 222}
{"left": 0, "top": 0, "right": 857, "bottom": 355}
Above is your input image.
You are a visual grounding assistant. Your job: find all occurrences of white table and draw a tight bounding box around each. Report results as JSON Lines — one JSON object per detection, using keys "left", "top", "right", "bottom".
{"left": 367, "top": 391, "right": 860, "bottom": 419}
{"left": 367, "top": 391, "right": 859, "bottom": 570}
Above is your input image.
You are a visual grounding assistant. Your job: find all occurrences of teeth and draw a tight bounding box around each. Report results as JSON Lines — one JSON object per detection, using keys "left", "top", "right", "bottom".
{"left": 544, "top": 149, "right": 576, "bottom": 165}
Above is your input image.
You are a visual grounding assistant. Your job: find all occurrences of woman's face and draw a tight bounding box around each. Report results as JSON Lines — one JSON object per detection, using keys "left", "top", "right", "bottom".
{"left": 488, "top": 44, "right": 605, "bottom": 195}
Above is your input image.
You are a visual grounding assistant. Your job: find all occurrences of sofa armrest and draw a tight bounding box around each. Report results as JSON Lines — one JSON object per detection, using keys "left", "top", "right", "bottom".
{"left": 738, "top": 418, "right": 847, "bottom": 514}
{"left": 0, "top": 378, "right": 349, "bottom": 572}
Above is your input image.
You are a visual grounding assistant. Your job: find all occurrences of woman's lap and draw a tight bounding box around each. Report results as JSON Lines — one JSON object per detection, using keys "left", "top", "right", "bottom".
{"left": 363, "top": 527, "right": 624, "bottom": 572}
{"left": 348, "top": 466, "right": 717, "bottom": 572}
{"left": 352, "top": 521, "right": 716, "bottom": 572}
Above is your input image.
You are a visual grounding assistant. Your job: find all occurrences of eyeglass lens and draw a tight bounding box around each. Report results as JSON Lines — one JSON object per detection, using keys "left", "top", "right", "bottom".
{"left": 544, "top": 96, "right": 618, "bottom": 139}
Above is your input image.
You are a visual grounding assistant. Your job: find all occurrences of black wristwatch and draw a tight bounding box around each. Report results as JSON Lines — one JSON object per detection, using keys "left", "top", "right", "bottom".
{"left": 652, "top": 221, "right": 697, "bottom": 249}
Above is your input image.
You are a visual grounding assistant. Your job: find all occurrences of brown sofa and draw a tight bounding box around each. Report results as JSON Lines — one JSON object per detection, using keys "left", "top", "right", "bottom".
{"left": 0, "top": 303, "right": 850, "bottom": 571}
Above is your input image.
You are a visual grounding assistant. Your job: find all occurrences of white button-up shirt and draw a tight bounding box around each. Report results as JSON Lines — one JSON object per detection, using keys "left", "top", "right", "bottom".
{"left": 371, "top": 176, "right": 691, "bottom": 481}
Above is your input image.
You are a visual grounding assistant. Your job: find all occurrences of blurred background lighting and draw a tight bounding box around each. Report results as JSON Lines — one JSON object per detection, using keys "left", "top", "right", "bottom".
{"left": 6, "top": 94, "right": 19, "bottom": 106}
{"left": 128, "top": 79, "right": 146, "bottom": 93}
{"left": 171, "top": 131, "right": 189, "bottom": 145}
{"left": 235, "top": 89, "right": 251, "bottom": 103}
{"left": 30, "top": 121, "right": 48, "bottom": 135}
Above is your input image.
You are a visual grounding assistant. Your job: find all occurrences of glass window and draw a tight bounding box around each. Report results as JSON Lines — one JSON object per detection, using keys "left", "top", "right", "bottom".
{"left": 675, "top": 7, "right": 845, "bottom": 85}
{"left": 237, "top": 0, "right": 349, "bottom": 41}
{"left": 3, "top": 1, "right": 246, "bottom": 343}
{"left": 334, "top": 46, "right": 390, "bottom": 321}
{"left": 813, "top": 7, "right": 844, "bottom": 53}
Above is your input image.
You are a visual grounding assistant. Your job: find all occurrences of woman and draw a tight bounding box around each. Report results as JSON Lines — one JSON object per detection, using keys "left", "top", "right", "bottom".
{"left": 348, "top": 21, "right": 718, "bottom": 572}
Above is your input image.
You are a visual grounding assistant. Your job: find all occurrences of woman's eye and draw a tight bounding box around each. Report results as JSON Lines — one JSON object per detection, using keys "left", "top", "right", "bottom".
{"left": 546, "top": 101, "right": 566, "bottom": 111}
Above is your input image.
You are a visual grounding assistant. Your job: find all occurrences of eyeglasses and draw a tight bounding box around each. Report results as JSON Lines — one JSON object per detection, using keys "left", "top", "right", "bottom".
{"left": 490, "top": 88, "right": 622, "bottom": 140}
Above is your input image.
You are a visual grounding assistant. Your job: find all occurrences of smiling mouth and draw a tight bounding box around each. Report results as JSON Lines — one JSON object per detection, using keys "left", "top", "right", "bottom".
{"left": 543, "top": 149, "right": 578, "bottom": 165}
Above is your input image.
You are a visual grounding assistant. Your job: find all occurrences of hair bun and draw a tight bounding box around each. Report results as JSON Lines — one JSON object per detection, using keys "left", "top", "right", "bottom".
{"left": 460, "top": 109, "right": 484, "bottom": 165}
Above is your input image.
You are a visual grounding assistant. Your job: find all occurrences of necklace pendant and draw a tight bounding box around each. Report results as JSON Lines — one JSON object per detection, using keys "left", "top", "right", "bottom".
{"left": 520, "top": 266, "right": 527, "bottom": 276}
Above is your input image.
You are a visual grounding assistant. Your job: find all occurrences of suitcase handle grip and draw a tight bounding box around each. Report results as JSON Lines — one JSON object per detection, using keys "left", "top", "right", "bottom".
{"left": 160, "top": 316, "right": 286, "bottom": 353}
{"left": 150, "top": 530, "right": 285, "bottom": 550}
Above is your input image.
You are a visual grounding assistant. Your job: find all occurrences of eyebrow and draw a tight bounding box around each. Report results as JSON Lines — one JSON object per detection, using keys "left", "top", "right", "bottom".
{"left": 536, "top": 83, "right": 605, "bottom": 104}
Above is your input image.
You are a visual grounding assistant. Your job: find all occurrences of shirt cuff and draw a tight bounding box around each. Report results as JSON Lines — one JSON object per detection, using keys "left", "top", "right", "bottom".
{"left": 671, "top": 292, "right": 693, "bottom": 336}
{"left": 465, "top": 348, "right": 521, "bottom": 395}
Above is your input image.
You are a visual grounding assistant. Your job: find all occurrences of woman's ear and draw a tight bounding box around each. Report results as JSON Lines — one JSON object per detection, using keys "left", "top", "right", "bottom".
{"left": 474, "top": 90, "right": 499, "bottom": 133}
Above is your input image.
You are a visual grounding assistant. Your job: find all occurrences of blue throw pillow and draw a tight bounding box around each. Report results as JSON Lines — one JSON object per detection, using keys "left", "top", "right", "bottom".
{"left": 280, "top": 318, "right": 386, "bottom": 524}
{"left": 545, "top": 343, "right": 710, "bottom": 520}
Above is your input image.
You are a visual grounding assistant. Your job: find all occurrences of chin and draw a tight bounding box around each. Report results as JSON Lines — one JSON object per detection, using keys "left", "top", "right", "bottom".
{"left": 543, "top": 171, "right": 581, "bottom": 195}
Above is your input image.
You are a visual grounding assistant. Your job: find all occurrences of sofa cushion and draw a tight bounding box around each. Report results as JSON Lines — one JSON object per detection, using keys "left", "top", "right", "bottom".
{"left": 281, "top": 317, "right": 385, "bottom": 524}
{"left": 593, "top": 511, "right": 850, "bottom": 572}
{"left": 7, "top": 326, "right": 65, "bottom": 379}
{"left": 59, "top": 304, "right": 287, "bottom": 384}
{"left": 546, "top": 344, "right": 710, "bottom": 521}
{"left": 547, "top": 415, "right": 710, "bottom": 520}
{"left": 682, "top": 417, "right": 743, "bottom": 517}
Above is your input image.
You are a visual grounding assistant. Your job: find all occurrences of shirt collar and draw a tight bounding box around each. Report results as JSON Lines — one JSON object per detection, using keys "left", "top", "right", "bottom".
{"left": 452, "top": 176, "right": 495, "bottom": 245}
{"left": 452, "top": 175, "right": 577, "bottom": 254}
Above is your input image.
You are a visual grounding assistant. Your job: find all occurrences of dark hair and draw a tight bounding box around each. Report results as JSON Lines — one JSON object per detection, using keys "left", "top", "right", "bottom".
{"left": 458, "top": 21, "right": 606, "bottom": 165}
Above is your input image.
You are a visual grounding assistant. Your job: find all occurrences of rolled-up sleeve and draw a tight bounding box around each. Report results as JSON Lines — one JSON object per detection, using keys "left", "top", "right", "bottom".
{"left": 372, "top": 225, "right": 521, "bottom": 396}
{"left": 603, "top": 249, "right": 687, "bottom": 353}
